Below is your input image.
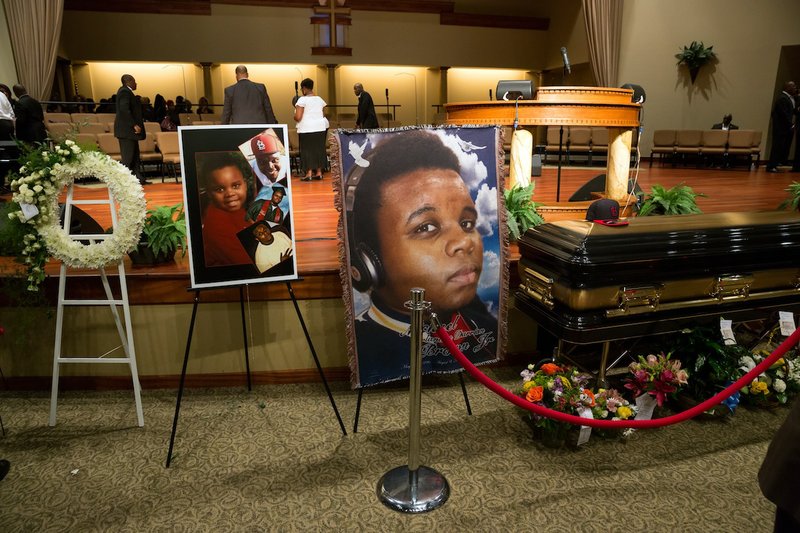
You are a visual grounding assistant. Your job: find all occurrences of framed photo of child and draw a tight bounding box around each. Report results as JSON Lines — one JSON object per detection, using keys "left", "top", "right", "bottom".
{"left": 179, "top": 125, "right": 298, "bottom": 289}
{"left": 333, "top": 127, "right": 507, "bottom": 388}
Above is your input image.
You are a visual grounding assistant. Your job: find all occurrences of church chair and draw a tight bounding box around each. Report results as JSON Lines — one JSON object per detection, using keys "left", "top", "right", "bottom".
{"left": 154, "top": 132, "right": 182, "bottom": 182}
{"left": 649, "top": 129, "right": 676, "bottom": 167}
{"left": 95, "top": 133, "right": 122, "bottom": 161}
{"left": 567, "top": 127, "right": 592, "bottom": 165}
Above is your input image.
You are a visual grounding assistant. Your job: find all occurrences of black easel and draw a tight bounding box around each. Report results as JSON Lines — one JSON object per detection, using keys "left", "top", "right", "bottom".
{"left": 166, "top": 280, "right": 347, "bottom": 468}
{"left": 352, "top": 372, "right": 472, "bottom": 434}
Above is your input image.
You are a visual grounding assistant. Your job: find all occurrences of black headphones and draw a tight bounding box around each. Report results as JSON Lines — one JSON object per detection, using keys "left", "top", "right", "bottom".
{"left": 344, "top": 147, "right": 383, "bottom": 293}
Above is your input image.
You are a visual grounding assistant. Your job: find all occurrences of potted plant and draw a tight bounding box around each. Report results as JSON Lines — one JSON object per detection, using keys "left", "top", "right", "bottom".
{"left": 779, "top": 181, "right": 800, "bottom": 211}
{"left": 637, "top": 183, "right": 705, "bottom": 216}
{"left": 504, "top": 183, "right": 544, "bottom": 241}
{"left": 675, "top": 41, "right": 716, "bottom": 83}
{"left": 128, "top": 203, "right": 186, "bottom": 266}
{"left": 661, "top": 327, "right": 744, "bottom": 418}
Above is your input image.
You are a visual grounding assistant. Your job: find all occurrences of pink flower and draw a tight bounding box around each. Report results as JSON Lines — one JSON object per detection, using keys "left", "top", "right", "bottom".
{"left": 646, "top": 354, "right": 658, "bottom": 365}
{"left": 676, "top": 369, "right": 689, "bottom": 384}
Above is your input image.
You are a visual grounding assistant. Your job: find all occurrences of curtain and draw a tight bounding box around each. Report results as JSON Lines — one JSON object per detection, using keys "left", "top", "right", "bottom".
{"left": 3, "top": 0, "right": 64, "bottom": 100}
{"left": 582, "top": 0, "right": 623, "bottom": 88}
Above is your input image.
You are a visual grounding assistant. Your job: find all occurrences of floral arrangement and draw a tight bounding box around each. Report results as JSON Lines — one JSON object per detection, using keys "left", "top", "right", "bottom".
{"left": 739, "top": 350, "right": 800, "bottom": 406}
{"left": 624, "top": 353, "right": 688, "bottom": 407}
{"left": 519, "top": 362, "right": 595, "bottom": 431}
{"left": 7, "top": 141, "right": 147, "bottom": 290}
{"left": 591, "top": 388, "right": 636, "bottom": 421}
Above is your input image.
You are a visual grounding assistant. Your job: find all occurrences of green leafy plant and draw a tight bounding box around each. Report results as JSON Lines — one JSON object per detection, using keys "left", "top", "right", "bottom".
{"left": 779, "top": 181, "right": 800, "bottom": 211}
{"left": 675, "top": 41, "right": 716, "bottom": 70}
{"left": 504, "top": 183, "right": 544, "bottom": 241}
{"left": 675, "top": 41, "right": 716, "bottom": 83}
{"left": 637, "top": 183, "right": 705, "bottom": 216}
{"left": 141, "top": 203, "right": 186, "bottom": 257}
{"left": 659, "top": 327, "right": 743, "bottom": 406}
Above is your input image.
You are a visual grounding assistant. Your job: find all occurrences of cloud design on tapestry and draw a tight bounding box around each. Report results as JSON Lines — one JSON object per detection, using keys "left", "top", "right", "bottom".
{"left": 479, "top": 250, "right": 499, "bottom": 291}
{"left": 474, "top": 183, "right": 497, "bottom": 237}
{"left": 434, "top": 130, "right": 488, "bottom": 191}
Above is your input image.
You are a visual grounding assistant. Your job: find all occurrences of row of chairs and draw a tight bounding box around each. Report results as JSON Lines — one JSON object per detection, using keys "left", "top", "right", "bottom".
{"left": 649, "top": 129, "right": 762, "bottom": 168}
{"left": 543, "top": 126, "right": 638, "bottom": 165}
{"left": 44, "top": 112, "right": 218, "bottom": 125}
{"left": 50, "top": 131, "right": 181, "bottom": 182}
{"left": 46, "top": 119, "right": 218, "bottom": 138}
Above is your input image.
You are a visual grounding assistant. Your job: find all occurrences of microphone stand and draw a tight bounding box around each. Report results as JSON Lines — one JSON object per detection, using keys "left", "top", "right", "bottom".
{"left": 556, "top": 64, "right": 569, "bottom": 202}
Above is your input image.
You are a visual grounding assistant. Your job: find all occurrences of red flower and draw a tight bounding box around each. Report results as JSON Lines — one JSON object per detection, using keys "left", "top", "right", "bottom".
{"left": 540, "top": 363, "right": 561, "bottom": 375}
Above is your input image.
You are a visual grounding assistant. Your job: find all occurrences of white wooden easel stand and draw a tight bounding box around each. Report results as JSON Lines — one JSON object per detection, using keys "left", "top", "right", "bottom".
{"left": 49, "top": 184, "right": 144, "bottom": 427}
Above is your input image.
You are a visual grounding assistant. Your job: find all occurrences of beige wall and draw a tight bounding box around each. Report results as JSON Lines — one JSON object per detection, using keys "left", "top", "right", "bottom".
{"left": 0, "top": 1, "right": 17, "bottom": 85}
{"left": 60, "top": 4, "right": 548, "bottom": 69}
{"left": 619, "top": 0, "right": 800, "bottom": 156}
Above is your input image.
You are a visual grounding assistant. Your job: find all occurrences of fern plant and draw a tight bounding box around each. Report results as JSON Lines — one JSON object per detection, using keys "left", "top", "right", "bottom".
{"left": 141, "top": 203, "right": 187, "bottom": 257}
{"left": 504, "top": 183, "right": 544, "bottom": 241}
{"left": 638, "top": 183, "right": 706, "bottom": 216}
{"left": 779, "top": 181, "right": 800, "bottom": 211}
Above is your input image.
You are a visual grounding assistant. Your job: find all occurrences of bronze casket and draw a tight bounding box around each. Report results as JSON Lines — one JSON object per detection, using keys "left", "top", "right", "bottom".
{"left": 516, "top": 211, "right": 800, "bottom": 344}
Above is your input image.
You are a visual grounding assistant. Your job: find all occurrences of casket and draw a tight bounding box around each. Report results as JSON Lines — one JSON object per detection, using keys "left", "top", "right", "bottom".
{"left": 516, "top": 211, "right": 800, "bottom": 344}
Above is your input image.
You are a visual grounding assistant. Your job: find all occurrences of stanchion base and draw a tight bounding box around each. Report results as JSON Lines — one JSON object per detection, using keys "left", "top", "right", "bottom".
{"left": 377, "top": 465, "right": 449, "bottom": 513}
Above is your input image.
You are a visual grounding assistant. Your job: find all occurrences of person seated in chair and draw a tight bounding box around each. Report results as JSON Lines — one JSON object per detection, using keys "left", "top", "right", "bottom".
{"left": 712, "top": 114, "right": 739, "bottom": 130}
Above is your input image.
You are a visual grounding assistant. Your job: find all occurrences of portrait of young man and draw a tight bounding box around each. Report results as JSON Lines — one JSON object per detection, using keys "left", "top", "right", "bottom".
{"left": 337, "top": 127, "right": 505, "bottom": 387}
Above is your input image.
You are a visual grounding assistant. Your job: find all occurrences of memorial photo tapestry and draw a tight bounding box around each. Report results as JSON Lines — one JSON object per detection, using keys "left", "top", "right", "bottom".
{"left": 179, "top": 125, "right": 298, "bottom": 289}
{"left": 332, "top": 126, "right": 507, "bottom": 388}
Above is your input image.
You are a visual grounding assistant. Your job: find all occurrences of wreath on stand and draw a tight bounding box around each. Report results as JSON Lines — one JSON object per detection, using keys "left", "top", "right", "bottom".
{"left": 7, "top": 141, "right": 147, "bottom": 291}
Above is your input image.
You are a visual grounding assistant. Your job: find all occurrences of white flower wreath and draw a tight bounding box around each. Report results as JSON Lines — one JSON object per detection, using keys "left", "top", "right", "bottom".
{"left": 10, "top": 144, "right": 147, "bottom": 287}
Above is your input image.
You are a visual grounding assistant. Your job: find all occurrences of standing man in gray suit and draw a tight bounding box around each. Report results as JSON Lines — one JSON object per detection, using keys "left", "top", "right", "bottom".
{"left": 114, "top": 74, "right": 147, "bottom": 185}
{"left": 221, "top": 65, "right": 278, "bottom": 125}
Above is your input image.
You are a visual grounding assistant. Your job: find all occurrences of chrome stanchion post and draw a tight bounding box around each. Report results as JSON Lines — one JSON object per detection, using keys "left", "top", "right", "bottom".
{"left": 377, "top": 288, "right": 450, "bottom": 513}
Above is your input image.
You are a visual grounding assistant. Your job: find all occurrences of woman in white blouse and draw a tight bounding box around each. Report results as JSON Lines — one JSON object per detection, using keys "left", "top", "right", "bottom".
{"left": 293, "top": 78, "right": 329, "bottom": 181}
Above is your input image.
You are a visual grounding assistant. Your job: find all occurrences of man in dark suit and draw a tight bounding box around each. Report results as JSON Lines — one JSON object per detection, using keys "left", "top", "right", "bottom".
{"left": 354, "top": 82, "right": 379, "bottom": 129}
{"left": 221, "top": 65, "right": 277, "bottom": 125}
{"left": 711, "top": 114, "right": 738, "bottom": 130}
{"left": 767, "top": 80, "right": 797, "bottom": 173}
{"left": 760, "top": 397, "right": 800, "bottom": 531}
{"left": 11, "top": 85, "right": 46, "bottom": 143}
{"left": 114, "top": 74, "right": 147, "bottom": 184}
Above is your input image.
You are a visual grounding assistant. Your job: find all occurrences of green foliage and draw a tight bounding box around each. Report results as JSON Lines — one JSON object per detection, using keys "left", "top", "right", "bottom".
{"left": 0, "top": 203, "right": 26, "bottom": 257}
{"left": 779, "top": 181, "right": 800, "bottom": 211}
{"left": 504, "top": 183, "right": 544, "bottom": 241}
{"left": 638, "top": 183, "right": 706, "bottom": 216}
{"left": 675, "top": 41, "right": 716, "bottom": 69}
{"left": 141, "top": 203, "right": 186, "bottom": 257}
{"left": 659, "top": 327, "right": 744, "bottom": 401}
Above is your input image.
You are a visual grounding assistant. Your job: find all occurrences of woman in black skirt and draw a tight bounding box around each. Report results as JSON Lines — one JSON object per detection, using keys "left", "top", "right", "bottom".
{"left": 293, "top": 78, "right": 329, "bottom": 181}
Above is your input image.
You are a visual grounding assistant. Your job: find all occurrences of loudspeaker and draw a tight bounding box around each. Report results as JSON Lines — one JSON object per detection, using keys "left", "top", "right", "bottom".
{"left": 532, "top": 154, "right": 542, "bottom": 177}
{"left": 495, "top": 80, "right": 534, "bottom": 101}
{"left": 620, "top": 83, "right": 646, "bottom": 104}
{"left": 568, "top": 174, "right": 642, "bottom": 202}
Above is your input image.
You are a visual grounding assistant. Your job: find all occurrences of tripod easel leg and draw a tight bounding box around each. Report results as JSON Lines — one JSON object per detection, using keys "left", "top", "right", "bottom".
{"left": 353, "top": 388, "right": 363, "bottom": 434}
{"left": 458, "top": 373, "right": 472, "bottom": 416}
{"left": 239, "top": 286, "right": 252, "bottom": 392}
{"left": 286, "top": 282, "right": 347, "bottom": 436}
{"left": 166, "top": 291, "right": 201, "bottom": 468}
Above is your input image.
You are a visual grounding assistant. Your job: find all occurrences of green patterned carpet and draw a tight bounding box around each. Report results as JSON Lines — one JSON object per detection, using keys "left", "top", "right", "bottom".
{"left": 0, "top": 368, "right": 786, "bottom": 532}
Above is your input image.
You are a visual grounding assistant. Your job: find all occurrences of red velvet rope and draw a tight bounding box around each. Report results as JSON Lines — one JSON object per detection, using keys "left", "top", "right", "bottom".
{"left": 435, "top": 325, "right": 800, "bottom": 429}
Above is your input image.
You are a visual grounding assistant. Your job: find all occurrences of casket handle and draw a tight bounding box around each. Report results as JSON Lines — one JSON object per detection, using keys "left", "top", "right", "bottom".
{"left": 609, "top": 284, "right": 663, "bottom": 317}
{"left": 519, "top": 267, "right": 554, "bottom": 309}
{"left": 711, "top": 274, "right": 754, "bottom": 300}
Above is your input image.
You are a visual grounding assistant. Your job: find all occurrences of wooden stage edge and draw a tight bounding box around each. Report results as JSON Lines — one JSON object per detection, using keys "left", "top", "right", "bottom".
{"left": 2, "top": 162, "right": 798, "bottom": 306}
